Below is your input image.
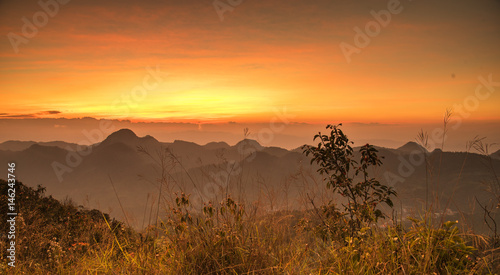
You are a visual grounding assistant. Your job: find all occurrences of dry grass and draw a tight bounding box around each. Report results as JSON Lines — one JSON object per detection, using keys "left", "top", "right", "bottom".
{"left": 1, "top": 180, "right": 499, "bottom": 274}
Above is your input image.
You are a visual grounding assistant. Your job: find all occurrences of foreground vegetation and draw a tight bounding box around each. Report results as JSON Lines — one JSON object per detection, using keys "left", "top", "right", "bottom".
{"left": 0, "top": 179, "right": 499, "bottom": 274}
{"left": 1, "top": 124, "right": 499, "bottom": 274}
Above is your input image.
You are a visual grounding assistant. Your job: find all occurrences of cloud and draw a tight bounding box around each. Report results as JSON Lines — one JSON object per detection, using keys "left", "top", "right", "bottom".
{"left": 349, "top": 122, "right": 396, "bottom": 126}
{"left": 38, "top": 110, "right": 62, "bottom": 115}
{"left": 0, "top": 113, "right": 36, "bottom": 118}
{"left": 0, "top": 110, "right": 62, "bottom": 118}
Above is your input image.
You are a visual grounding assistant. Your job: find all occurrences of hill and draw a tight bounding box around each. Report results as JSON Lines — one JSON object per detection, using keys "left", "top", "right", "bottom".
{"left": 492, "top": 149, "right": 500, "bottom": 160}
{"left": 0, "top": 128, "right": 498, "bottom": 232}
{"left": 2, "top": 179, "right": 495, "bottom": 274}
{"left": 0, "top": 140, "right": 80, "bottom": 151}
{"left": 395, "top": 141, "right": 428, "bottom": 154}
{"left": 0, "top": 179, "right": 131, "bottom": 271}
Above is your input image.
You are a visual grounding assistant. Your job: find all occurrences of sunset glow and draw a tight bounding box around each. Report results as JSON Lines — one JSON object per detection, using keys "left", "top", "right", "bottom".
{"left": 0, "top": 0, "right": 499, "bottom": 147}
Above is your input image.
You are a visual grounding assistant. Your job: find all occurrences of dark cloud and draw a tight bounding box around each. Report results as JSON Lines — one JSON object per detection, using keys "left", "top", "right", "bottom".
{"left": 0, "top": 113, "right": 36, "bottom": 118}
{"left": 0, "top": 110, "right": 61, "bottom": 118}
{"left": 40, "top": 110, "right": 62, "bottom": 115}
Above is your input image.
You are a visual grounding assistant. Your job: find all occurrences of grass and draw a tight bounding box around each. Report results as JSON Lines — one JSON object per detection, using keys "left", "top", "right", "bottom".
{"left": 1, "top": 179, "right": 499, "bottom": 274}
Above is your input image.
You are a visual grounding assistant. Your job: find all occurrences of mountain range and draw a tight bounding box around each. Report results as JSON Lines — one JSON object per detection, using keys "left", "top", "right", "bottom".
{"left": 1, "top": 129, "right": 499, "bottom": 232}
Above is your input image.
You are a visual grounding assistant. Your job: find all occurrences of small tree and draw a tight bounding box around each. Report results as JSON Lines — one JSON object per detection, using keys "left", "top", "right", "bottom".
{"left": 302, "top": 124, "right": 396, "bottom": 235}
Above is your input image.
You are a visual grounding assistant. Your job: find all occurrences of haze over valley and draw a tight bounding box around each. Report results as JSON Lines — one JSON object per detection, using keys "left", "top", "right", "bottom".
{"left": 2, "top": 128, "right": 498, "bottom": 233}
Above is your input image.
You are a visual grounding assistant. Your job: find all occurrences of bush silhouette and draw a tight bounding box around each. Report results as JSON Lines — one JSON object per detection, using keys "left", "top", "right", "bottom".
{"left": 302, "top": 124, "right": 396, "bottom": 236}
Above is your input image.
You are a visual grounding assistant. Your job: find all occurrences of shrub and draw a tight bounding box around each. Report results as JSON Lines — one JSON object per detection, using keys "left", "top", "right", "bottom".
{"left": 302, "top": 124, "right": 396, "bottom": 238}
{"left": 0, "top": 179, "right": 133, "bottom": 273}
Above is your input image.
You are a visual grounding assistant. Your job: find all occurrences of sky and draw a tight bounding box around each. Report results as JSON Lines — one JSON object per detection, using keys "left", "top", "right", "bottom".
{"left": 0, "top": 0, "right": 499, "bottom": 150}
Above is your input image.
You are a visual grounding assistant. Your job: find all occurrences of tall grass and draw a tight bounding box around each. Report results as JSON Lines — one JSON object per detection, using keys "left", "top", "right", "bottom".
{"left": 1, "top": 178, "right": 499, "bottom": 274}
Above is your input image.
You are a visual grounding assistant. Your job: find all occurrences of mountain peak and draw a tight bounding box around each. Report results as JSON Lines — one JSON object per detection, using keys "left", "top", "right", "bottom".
{"left": 204, "top": 141, "right": 230, "bottom": 150}
{"left": 110, "top": 128, "right": 138, "bottom": 138}
{"left": 100, "top": 128, "right": 139, "bottom": 146}
{"left": 235, "top": 139, "right": 263, "bottom": 151}
{"left": 0, "top": 140, "right": 36, "bottom": 151}
{"left": 397, "top": 141, "right": 427, "bottom": 153}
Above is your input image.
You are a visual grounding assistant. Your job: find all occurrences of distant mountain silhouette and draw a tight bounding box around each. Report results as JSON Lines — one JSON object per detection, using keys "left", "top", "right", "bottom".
{"left": 0, "top": 140, "right": 80, "bottom": 151}
{"left": 203, "top": 141, "right": 230, "bottom": 150}
{"left": 99, "top": 128, "right": 159, "bottom": 148}
{"left": 0, "top": 141, "right": 37, "bottom": 151}
{"left": 24, "top": 143, "right": 68, "bottom": 156}
{"left": 0, "top": 128, "right": 498, "bottom": 232}
{"left": 235, "top": 139, "right": 263, "bottom": 151}
{"left": 396, "top": 141, "right": 428, "bottom": 154}
{"left": 103, "top": 128, "right": 138, "bottom": 141}
{"left": 262, "top": 146, "right": 290, "bottom": 158}
{"left": 492, "top": 149, "right": 500, "bottom": 160}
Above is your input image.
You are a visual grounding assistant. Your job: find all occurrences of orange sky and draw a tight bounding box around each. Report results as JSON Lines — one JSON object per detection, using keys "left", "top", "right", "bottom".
{"left": 0, "top": 0, "right": 499, "bottom": 147}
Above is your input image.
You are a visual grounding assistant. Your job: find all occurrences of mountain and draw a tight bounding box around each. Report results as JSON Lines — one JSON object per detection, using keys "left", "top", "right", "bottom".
{"left": 203, "top": 141, "right": 230, "bottom": 151}
{"left": 492, "top": 149, "right": 500, "bottom": 160}
{"left": 396, "top": 141, "right": 428, "bottom": 154}
{"left": 99, "top": 128, "right": 159, "bottom": 148}
{"left": 0, "top": 140, "right": 37, "bottom": 151}
{"left": 235, "top": 139, "right": 263, "bottom": 152}
{"left": 0, "top": 128, "right": 498, "bottom": 233}
{"left": 0, "top": 140, "right": 80, "bottom": 151}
